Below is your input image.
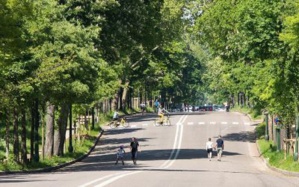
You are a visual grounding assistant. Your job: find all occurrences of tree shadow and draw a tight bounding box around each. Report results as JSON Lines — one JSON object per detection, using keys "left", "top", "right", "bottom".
{"left": 59, "top": 147, "right": 242, "bottom": 172}
{"left": 103, "top": 127, "right": 144, "bottom": 136}
{"left": 221, "top": 131, "right": 256, "bottom": 143}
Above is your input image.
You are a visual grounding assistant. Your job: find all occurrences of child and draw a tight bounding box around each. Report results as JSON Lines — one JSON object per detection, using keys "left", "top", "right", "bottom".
{"left": 115, "top": 145, "right": 125, "bottom": 165}
{"left": 206, "top": 138, "right": 214, "bottom": 161}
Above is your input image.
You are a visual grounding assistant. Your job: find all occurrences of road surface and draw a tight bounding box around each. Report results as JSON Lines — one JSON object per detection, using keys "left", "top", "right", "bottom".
{"left": 1, "top": 111, "right": 299, "bottom": 187}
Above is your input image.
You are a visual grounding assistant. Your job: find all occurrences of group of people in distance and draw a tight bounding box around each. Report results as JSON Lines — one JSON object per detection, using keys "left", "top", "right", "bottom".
{"left": 115, "top": 137, "right": 139, "bottom": 165}
{"left": 115, "top": 136, "right": 224, "bottom": 166}
{"left": 206, "top": 135, "right": 224, "bottom": 161}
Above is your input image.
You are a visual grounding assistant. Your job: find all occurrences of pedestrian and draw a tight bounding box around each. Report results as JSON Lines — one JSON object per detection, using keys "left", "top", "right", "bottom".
{"left": 154, "top": 99, "right": 160, "bottom": 113}
{"left": 206, "top": 137, "right": 214, "bottom": 161}
{"left": 216, "top": 135, "right": 224, "bottom": 161}
{"left": 130, "top": 137, "right": 139, "bottom": 165}
{"left": 140, "top": 102, "right": 146, "bottom": 115}
{"left": 115, "top": 145, "right": 125, "bottom": 165}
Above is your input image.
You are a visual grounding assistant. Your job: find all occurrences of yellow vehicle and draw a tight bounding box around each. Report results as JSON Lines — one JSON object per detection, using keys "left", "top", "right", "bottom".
{"left": 154, "top": 114, "right": 171, "bottom": 126}
{"left": 109, "top": 117, "right": 129, "bottom": 128}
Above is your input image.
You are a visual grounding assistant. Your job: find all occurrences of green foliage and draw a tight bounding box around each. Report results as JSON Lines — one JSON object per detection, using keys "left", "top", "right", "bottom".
{"left": 257, "top": 139, "right": 299, "bottom": 172}
{"left": 193, "top": 0, "right": 299, "bottom": 127}
{"left": 0, "top": 125, "right": 99, "bottom": 172}
{"left": 256, "top": 122, "right": 266, "bottom": 139}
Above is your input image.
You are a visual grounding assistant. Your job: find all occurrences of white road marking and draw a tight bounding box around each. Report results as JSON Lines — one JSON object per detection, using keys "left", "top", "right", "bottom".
{"left": 221, "top": 122, "right": 227, "bottom": 124}
{"left": 94, "top": 171, "right": 142, "bottom": 187}
{"left": 198, "top": 122, "right": 205, "bottom": 125}
{"left": 244, "top": 122, "right": 251, "bottom": 126}
{"left": 78, "top": 172, "right": 128, "bottom": 187}
{"left": 160, "top": 115, "right": 186, "bottom": 169}
{"left": 187, "top": 122, "right": 194, "bottom": 125}
{"left": 232, "top": 122, "right": 239, "bottom": 125}
{"left": 83, "top": 114, "right": 188, "bottom": 187}
{"left": 130, "top": 125, "right": 137, "bottom": 128}
{"left": 142, "top": 123, "right": 148, "bottom": 126}
{"left": 210, "top": 122, "right": 216, "bottom": 125}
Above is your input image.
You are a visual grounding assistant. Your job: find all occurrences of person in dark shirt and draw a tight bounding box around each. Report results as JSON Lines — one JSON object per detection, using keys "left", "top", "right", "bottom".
{"left": 130, "top": 137, "right": 139, "bottom": 165}
{"left": 216, "top": 135, "right": 224, "bottom": 161}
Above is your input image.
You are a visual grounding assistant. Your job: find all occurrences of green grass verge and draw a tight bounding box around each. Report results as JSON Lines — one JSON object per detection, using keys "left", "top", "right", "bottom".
{"left": 256, "top": 122, "right": 299, "bottom": 172}
{"left": 257, "top": 139, "right": 299, "bottom": 172}
{"left": 0, "top": 125, "right": 100, "bottom": 172}
{"left": 230, "top": 105, "right": 262, "bottom": 120}
{"left": 233, "top": 107, "right": 299, "bottom": 172}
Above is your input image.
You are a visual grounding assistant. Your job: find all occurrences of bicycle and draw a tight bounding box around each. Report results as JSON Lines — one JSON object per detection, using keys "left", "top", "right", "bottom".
{"left": 154, "top": 114, "right": 171, "bottom": 126}
{"left": 109, "top": 117, "right": 129, "bottom": 128}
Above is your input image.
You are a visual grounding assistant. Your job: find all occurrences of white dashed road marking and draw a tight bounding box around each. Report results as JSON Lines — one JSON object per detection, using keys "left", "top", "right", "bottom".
{"left": 187, "top": 122, "right": 194, "bottom": 125}
{"left": 232, "top": 122, "right": 239, "bottom": 125}
{"left": 198, "top": 122, "right": 205, "bottom": 125}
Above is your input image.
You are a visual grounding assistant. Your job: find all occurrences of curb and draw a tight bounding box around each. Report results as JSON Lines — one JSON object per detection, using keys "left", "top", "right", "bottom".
{"left": 255, "top": 141, "right": 299, "bottom": 177}
{"left": 243, "top": 112, "right": 299, "bottom": 177}
{"left": 0, "top": 130, "right": 105, "bottom": 175}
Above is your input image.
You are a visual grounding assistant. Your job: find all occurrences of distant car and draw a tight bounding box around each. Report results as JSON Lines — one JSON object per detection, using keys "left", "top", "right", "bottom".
{"left": 205, "top": 106, "right": 213, "bottom": 111}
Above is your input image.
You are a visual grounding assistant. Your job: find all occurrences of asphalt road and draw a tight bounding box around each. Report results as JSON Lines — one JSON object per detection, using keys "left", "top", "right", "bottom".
{"left": 1, "top": 111, "right": 299, "bottom": 187}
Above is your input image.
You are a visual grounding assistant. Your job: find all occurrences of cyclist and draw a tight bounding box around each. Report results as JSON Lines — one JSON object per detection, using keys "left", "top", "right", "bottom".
{"left": 112, "top": 111, "right": 119, "bottom": 124}
{"left": 157, "top": 105, "right": 169, "bottom": 123}
{"left": 140, "top": 102, "right": 146, "bottom": 115}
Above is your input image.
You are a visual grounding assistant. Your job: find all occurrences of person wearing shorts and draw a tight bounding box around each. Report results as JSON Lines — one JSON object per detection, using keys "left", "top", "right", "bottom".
{"left": 206, "top": 138, "right": 214, "bottom": 161}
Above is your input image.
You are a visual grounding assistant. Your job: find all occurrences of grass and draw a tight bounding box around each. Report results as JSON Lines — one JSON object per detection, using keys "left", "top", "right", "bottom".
{"left": 0, "top": 124, "right": 101, "bottom": 172}
{"left": 257, "top": 139, "right": 299, "bottom": 172}
{"left": 256, "top": 122, "right": 299, "bottom": 172}
{"left": 233, "top": 107, "right": 299, "bottom": 173}
{"left": 231, "top": 105, "right": 262, "bottom": 120}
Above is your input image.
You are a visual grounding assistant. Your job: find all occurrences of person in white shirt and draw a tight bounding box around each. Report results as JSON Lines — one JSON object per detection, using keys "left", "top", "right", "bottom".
{"left": 206, "top": 138, "right": 214, "bottom": 161}
{"left": 113, "top": 111, "right": 119, "bottom": 121}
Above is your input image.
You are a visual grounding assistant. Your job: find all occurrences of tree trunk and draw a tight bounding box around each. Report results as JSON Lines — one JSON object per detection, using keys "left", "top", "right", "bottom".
{"left": 21, "top": 109, "right": 28, "bottom": 165}
{"left": 122, "top": 81, "right": 130, "bottom": 110}
{"left": 45, "top": 102, "right": 55, "bottom": 157}
{"left": 53, "top": 103, "right": 69, "bottom": 156}
{"left": 30, "top": 105, "right": 35, "bottom": 161}
{"left": 111, "top": 91, "right": 119, "bottom": 111}
{"left": 13, "top": 108, "right": 19, "bottom": 162}
{"left": 4, "top": 110, "right": 9, "bottom": 161}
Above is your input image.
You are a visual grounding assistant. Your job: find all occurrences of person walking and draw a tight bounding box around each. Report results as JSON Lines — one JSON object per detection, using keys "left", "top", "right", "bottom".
{"left": 216, "top": 135, "right": 224, "bottom": 161}
{"left": 130, "top": 137, "right": 139, "bottom": 165}
{"left": 206, "top": 138, "right": 214, "bottom": 161}
{"left": 115, "top": 145, "right": 126, "bottom": 165}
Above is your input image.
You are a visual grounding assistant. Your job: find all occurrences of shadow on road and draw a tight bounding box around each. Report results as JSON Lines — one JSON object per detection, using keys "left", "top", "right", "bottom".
{"left": 59, "top": 147, "right": 242, "bottom": 173}
{"left": 221, "top": 131, "right": 256, "bottom": 143}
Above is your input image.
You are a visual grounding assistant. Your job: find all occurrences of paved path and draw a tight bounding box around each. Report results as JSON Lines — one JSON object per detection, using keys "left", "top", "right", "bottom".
{"left": 1, "top": 111, "right": 298, "bottom": 187}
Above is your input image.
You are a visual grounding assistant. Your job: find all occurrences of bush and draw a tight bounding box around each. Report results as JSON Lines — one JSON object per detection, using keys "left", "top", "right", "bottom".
{"left": 256, "top": 122, "right": 265, "bottom": 139}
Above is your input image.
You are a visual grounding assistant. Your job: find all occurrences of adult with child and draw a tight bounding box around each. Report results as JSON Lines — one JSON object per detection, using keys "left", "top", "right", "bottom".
{"left": 130, "top": 137, "right": 139, "bottom": 165}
